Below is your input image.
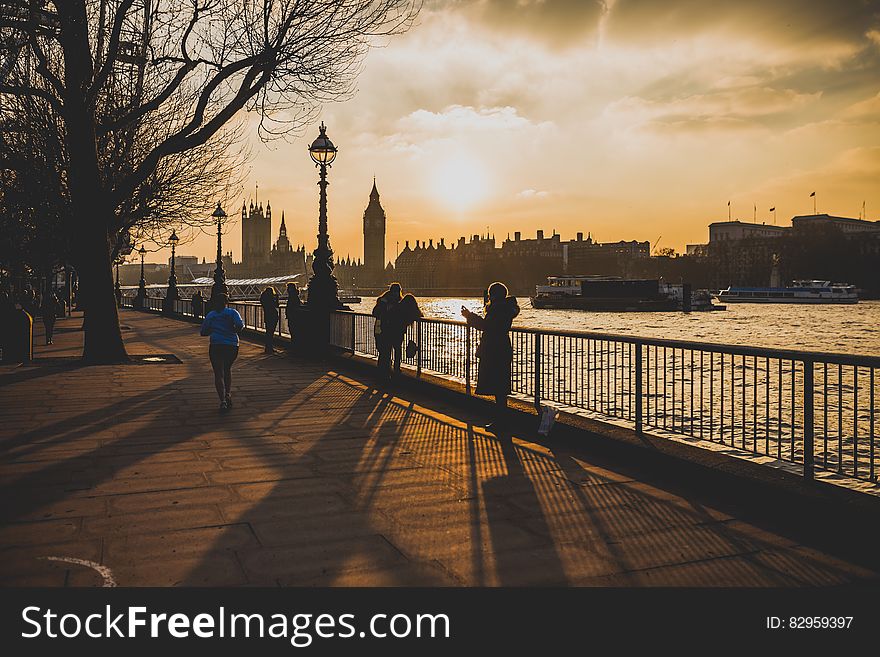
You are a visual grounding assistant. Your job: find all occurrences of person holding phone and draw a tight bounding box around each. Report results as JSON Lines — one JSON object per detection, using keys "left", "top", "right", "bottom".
{"left": 461, "top": 282, "right": 520, "bottom": 432}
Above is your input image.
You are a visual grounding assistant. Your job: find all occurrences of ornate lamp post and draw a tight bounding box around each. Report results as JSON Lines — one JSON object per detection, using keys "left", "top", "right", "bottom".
{"left": 305, "top": 122, "right": 342, "bottom": 310}
{"left": 134, "top": 245, "right": 147, "bottom": 309}
{"left": 163, "top": 229, "right": 180, "bottom": 313}
{"left": 209, "top": 202, "right": 228, "bottom": 310}
{"left": 114, "top": 258, "right": 122, "bottom": 307}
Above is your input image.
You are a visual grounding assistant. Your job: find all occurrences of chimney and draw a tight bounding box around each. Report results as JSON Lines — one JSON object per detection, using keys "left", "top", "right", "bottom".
{"left": 440, "top": 238, "right": 445, "bottom": 247}
{"left": 537, "top": 230, "right": 544, "bottom": 240}
{"left": 577, "top": 232, "right": 583, "bottom": 241}
{"left": 429, "top": 239, "right": 433, "bottom": 247}
{"left": 514, "top": 231, "right": 521, "bottom": 241}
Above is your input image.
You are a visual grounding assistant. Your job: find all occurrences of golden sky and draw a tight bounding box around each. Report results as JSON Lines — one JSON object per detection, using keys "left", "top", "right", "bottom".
{"left": 159, "top": 0, "right": 880, "bottom": 266}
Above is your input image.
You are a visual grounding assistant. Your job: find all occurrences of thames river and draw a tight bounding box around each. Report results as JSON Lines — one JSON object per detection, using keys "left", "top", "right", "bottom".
{"left": 350, "top": 297, "right": 880, "bottom": 357}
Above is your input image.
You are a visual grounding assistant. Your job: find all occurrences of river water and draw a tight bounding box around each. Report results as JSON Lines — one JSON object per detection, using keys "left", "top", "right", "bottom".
{"left": 350, "top": 297, "right": 880, "bottom": 357}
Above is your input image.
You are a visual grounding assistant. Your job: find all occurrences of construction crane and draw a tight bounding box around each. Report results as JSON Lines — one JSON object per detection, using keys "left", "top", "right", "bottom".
{"left": 652, "top": 236, "right": 662, "bottom": 255}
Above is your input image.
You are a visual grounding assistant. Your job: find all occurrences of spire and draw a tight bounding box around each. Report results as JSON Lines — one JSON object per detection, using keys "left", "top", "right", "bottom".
{"left": 370, "top": 176, "right": 379, "bottom": 201}
{"left": 279, "top": 211, "right": 287, "bottom": 238}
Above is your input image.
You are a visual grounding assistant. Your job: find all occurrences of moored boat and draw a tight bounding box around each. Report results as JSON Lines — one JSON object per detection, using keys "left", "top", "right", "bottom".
{"left": 531, "top": 276, "right": 723, "bottom": 311}
{"left": 717, "top": 280, "right": 858, "bottom": 304}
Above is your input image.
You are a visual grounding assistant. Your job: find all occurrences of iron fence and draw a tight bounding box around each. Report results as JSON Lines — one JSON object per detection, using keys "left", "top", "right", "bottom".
{"left": 121, "top": 296, "right": 880, "bottom": 484}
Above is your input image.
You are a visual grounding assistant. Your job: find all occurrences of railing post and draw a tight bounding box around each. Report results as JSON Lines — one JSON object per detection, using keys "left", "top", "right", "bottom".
{"left": 803, "top": 359, "right": 814, "bottom": 481}
{"left": 534, "top": 332, "right": 541, "bottom": 411}
{"left": 416, "top": 319, "right": 422, "bottom": 378}
{"left": 350, "top": 312, "right": 356, "bottom": 355}
{"left": 635, "top": 342, "right": 643, "bottom": 435}
{"left": 465, "top": 325, "right": 471, "bottom": 395}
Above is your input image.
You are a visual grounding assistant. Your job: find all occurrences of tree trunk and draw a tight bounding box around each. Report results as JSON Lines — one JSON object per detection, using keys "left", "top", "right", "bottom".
{"left": 59, "top": 1, "right": 128, "bottom": 363}
{"left": 75, "top": 220, "right": 129, "bottom": 363}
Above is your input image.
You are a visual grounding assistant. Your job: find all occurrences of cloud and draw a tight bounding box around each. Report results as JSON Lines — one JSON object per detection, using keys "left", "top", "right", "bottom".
{"left": 606, "top": 0, "right": 880, "bottom": 52}
{"left": 427, "top": 0, "right": 606, "bottom": 47}
{"left": 397, "top": 104, "right": 552, "bottom": 135}
{"left": 605, "top": 86, "right": 822, "bottom": 135}
{"left": 517, "top": 188, "right": 550, "bottom": 199}
{"left": 842, "top": 91, "right": 880, "bottom": 119}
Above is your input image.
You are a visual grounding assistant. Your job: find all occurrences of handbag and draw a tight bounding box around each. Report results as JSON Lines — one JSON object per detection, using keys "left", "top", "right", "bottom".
{"left": 405, "top": 339, "right": 418, "bottom": 359}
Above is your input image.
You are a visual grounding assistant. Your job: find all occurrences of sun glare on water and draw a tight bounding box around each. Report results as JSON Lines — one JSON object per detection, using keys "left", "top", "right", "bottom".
{"left": 430, "top": 157, "right": 490, "bottom": 213}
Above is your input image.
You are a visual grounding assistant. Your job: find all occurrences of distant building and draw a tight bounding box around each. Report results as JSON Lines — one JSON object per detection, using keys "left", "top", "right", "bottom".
{"left": 791, "top": 213, "right": 880, "bottom": 234}
{"left": 563, "top": 232, "right": 649, "bottom": 275}
{"left": 390, "top": 229, "right": 652, "bottom": 294}
{"left": 708, "top": 220, "right": 789, "bottom": 243}
{"left": 169, "top": 255, "right": 214, "bottom": 279}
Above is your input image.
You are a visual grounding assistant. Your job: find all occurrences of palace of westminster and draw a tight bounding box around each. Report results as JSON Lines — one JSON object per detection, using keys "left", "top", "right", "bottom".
{"left": 225, "top": 179, "right": 651, "bottom": 295}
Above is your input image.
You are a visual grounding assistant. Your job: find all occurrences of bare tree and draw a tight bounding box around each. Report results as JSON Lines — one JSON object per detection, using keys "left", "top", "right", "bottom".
{"left": 1, "top": 0, "right": 420, "bottom": 361}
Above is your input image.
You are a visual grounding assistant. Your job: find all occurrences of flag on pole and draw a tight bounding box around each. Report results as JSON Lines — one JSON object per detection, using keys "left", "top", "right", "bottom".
{"left": 769, "top": 207, "right": 775, "bottom": 212}
{"left": 809, "top": 192, "right": 816, "bottom": 197}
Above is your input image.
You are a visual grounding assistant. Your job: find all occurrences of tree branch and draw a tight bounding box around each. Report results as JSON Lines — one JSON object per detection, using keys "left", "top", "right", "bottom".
{"left": 88, "top": 0, "right": 138, "bottom": 105}
{"left": 0, "top": 84, "right": 63, "bottom": 114}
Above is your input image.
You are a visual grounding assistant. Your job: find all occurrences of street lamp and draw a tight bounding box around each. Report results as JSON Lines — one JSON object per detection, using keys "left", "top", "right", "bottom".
{"left": 134, "top": 245, "right": 147, "bottom": 309}
{"left": 163, "top": 229, "right": 180, "bottom": 313}
{"left": 114, "top": 257, "right": 122, "bottom": 307}
{"left": 210, "top": 202, "right": 228, "bottom": 310}
{"left": 305, "top": 121, "right": 342, "bottom": 309}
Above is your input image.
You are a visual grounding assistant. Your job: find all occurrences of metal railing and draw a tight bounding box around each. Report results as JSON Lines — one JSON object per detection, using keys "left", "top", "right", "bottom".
{"left": 121, "top": 295, "right": 880, "bottom": 484}
{"left": 329, "top": 311, "right": 879, "bottom": 484}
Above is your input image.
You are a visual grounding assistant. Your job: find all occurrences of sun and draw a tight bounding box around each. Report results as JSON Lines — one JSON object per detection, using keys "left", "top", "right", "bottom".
{"left": 430, "top": 157, "right": 490, "bottom": 213}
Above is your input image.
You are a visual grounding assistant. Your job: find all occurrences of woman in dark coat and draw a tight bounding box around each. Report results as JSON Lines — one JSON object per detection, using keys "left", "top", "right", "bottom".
{"left": 259, "top": 286, "right": 279, "bottom": 353}
{"left": 462, "top": 281, "right": 520, "bottom": 432}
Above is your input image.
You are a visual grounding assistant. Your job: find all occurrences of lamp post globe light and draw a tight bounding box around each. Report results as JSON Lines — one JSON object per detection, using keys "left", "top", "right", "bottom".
{"left": 210, "top": 202, "right": 228, "bottom": 310}
{"left": 305, "top": 121, "right": 343, "bottom": 310}
{"left": 134, "top": 245, "right": 148, "bottom": 309}
{"left": 163, "top": 229, "right": 180, "bottom": 313}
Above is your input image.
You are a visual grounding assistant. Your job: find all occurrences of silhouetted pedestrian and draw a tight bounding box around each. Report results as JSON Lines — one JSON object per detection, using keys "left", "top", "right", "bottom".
{"left": 372, "top": 283, "right": 403, "bottom": 380}
{"left": 384, "top": 293, "right": 422, "bottom": 379}
{"left": 462, "top": 281, "right": 520, "bottom": 432}
{"left": 40, "top": 292, "right": 59, "bottom": 345}
{"left": 199, "top": 293, "right": 244, "bottom": 412}
{"left": 259, "top": 286, "right": 279, "bottom": 353}
{"left": 191, "top": 290, "right": 205, "bottom": 319}
{"left": 285, "top": 283, "right": 301, "bottom": 342}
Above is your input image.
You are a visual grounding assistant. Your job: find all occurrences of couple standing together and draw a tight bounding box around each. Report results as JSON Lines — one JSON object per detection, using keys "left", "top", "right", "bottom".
{"left": 373, "top": 281, "right": 520, "bottom": 432}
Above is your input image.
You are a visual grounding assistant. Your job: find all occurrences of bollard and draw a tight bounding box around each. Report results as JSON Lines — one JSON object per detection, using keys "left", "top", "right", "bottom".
{"left": 2, "top": 308, "right": 34, "bottom": 363}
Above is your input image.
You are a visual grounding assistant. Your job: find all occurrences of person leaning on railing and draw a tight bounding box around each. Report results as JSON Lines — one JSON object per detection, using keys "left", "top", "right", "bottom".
{"left": 259, "top": 286, "right": 280, "bottom": 354}
{"left": 461, "top": 281, "right": 520, "bottom": 433}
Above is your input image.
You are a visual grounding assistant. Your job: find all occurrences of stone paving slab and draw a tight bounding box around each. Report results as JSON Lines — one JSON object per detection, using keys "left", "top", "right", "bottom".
{"left": 0, "top": 310, "right": 878, "bottom": 587}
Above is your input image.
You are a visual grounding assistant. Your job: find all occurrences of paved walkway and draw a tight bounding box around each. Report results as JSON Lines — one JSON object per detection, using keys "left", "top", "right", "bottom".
{"left": 0, "top": 310, "right": 876, "bottom": 586}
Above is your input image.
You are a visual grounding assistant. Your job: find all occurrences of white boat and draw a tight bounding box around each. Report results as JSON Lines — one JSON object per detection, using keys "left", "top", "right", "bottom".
{"left": 717, "top": 280, "right": 858, "bottom": 304}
